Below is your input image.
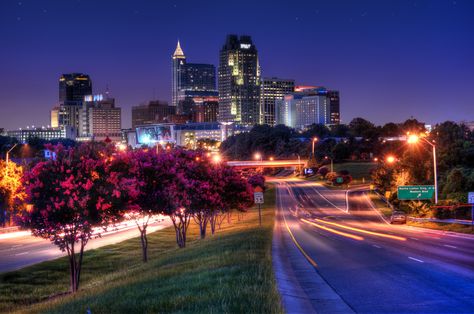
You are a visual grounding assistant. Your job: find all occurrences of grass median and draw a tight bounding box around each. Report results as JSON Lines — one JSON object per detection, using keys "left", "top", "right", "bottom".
{"left": 0, "top": 186, "right": 282, "bottom": 314}
{"left": 407, "top": 221, "right": 474, "bottom": 235}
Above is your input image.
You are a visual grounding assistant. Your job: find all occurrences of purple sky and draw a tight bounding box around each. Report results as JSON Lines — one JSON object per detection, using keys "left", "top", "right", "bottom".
{"left": 1, "top": 0, "right": 473, "bottom": 130}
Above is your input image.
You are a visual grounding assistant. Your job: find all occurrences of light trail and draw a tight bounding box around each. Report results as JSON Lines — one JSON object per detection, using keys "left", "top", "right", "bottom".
{"left": 300, "top": 218, "right": 364, "bottom": 241}
{"left": 313, "top": 218, "right": 407, "bottom": 241}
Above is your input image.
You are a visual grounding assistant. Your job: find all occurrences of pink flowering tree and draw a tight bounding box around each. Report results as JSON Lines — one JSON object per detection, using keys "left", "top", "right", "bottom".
{"left": 187, "top": 153, "right": 224, "bottom": 239}
{"left": 20, "top": 143, "right": 124, "bottom": 293}
{"left": 109, "top": 149, "right": 171, "bottom": 262}
{"left": 212, "top": 166, "right": 254, "bottom": 230}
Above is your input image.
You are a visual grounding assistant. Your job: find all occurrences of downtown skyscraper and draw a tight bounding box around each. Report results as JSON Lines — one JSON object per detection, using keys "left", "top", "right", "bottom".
{"left": 171, "top": 41, "right": 216, "bottom": 109}
{"left": 218, "top": 35, "right": 261, "bottom": 125}
{"left": 260, "top": 77, "right": 295, "bottom": 125}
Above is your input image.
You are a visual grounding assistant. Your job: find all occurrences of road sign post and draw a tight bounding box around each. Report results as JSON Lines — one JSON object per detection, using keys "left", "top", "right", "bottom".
{"left": 468, "top": 192, "right": 474, "bottom": 230}
{"left": 397, "top": 185, "right": 435, "bottom": 200}
{"left": 254, "top": 186, "right": 264, "bottom": 226}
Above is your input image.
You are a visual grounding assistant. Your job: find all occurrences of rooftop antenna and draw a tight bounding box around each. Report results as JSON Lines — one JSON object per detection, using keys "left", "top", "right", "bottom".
{"left": 105, "top": 84, "right": 110, "bottom": 97}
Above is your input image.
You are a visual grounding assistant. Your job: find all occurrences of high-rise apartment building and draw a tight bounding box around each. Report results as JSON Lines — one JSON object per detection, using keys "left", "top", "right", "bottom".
{"left": 132, "top": 100, "right": 176, "bottom": 128}
{"left": 260, "top": 77, "right": 294, "bottom": 125}
{"left": 171, "top": 41, "right": 216, "bottom": 107}
{"left": 218, "top": 35, "right": 261, "bottom": 125}
{"left": 276, "top": 86, "right": 339, "bottom": 130}
{"left": 79, "top": 94, "right": 122, "bottom": 142}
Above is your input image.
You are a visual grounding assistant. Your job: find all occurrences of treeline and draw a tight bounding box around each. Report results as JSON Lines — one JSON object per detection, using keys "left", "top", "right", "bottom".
{"left": 6, "top": 143, "right": 263, "bottom": 293}
{"left": 220, "top": 118, "right": 437, "bottom": 161}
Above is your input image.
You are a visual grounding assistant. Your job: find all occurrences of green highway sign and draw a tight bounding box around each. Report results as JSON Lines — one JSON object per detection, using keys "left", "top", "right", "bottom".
{"left": 397, "top": 185, "right": 435, "bottom": 200}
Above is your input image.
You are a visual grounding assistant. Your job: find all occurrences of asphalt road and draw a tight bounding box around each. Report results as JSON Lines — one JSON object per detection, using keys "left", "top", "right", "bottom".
{"left": 273, "top": 178, "right": 474, "bottom": 313}
{"left": 0, "top": 217, "right": 172, "bottom": 273}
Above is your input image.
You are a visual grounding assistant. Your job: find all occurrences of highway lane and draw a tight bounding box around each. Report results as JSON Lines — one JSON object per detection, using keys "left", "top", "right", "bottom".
{"left": 274, "top": 179, "right": 474, "bottom": 313}
{"left": 0, "top": 217, "right": 172, "bottom": 273}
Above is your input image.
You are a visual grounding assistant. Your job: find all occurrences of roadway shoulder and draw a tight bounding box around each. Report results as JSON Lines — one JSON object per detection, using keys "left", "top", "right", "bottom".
{"left": 272, "top": 207, "right": 355, "bottom": 313}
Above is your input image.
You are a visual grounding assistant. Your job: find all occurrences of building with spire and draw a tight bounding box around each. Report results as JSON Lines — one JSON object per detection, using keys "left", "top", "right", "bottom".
{"left": 171, "top": 41, "right": 216, "bottom": 109}
{"left": 218, "top": 35, "right": 261, "bottom": 125}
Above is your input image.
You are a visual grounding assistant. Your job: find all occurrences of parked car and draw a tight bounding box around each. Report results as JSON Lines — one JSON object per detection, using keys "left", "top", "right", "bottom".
{"left": 390, "top": 211, "right": 407, "bottom": 224}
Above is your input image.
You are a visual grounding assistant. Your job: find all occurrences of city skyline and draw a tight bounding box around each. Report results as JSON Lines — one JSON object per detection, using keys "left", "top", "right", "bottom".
{"left": 1, "top": 0, "right": 473, "bottom": 130}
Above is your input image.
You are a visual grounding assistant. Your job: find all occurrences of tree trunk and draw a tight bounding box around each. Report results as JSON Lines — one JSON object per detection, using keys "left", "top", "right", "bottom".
{"left": 140, "top": 228, "right": 148, "bottom": 262}
{"left": 171, "top": 214, "right": 190, "bottom": 248}
{"left": 209, "top": 213, "right": 217, "bottom": 235}
{"left": 193, "top": 212, "right": 208, "bottom": 239}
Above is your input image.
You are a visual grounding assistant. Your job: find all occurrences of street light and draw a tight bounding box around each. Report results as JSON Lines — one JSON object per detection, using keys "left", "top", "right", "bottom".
{"left": 324, "top": 156, "right": 334, "bottom": 172}
{"left": 212, "top": 154, "right": 221, "bottom": 164}
{"left": 407, "top": 134, "right": 438, "bottom": 203}
{"left": 6, "top": 143, "right": 18, "bottom": 165}
{"left": 269, "top": 157, "right": 274, "bottom": 161}
{"left": 385, "top": 155, "right": 396, "bottom": 164}
{"left": 254, "top": 153, "right": 262, "bottom": 162}
{"left": 312, "top": 137, "right": 319, "bottom": 157}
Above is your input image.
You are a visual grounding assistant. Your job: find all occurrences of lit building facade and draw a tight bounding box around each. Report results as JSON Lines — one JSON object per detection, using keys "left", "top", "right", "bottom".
{"left": 276, "top": 87, "right": 339, "bottom": 130}
{"left": 79, "top": 94, "right": 122, "bottom": 142}
{"left": 7, "top": 126, "right": 76, "bottom": 143}
{"left": 132, "top": 100, "right": 176, "bottom": 128}
{"left": 50, "top": 106, "right": 59, "bottom": 128}
{"left": 218, "top": 35, "right": 261, "bottom": 125}
{"left": 135, "top": 122, "right": 234, "bottom": 148}
{"left": 193, "top": 97, "right": 219, "bottom": 123}
{"left": 172, "top": 41, "right": 216, "bottom": 107}
{"left": 260, "top": 77, "right": 294, "bottom": 125}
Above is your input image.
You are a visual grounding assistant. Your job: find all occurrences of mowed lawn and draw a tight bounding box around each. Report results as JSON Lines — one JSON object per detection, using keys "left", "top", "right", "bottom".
{"left": 0, "top": 187, "right": 282, "bottom": 314}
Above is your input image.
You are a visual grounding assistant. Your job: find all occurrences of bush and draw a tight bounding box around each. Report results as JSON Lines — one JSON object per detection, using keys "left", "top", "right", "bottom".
{"left": 318, "top": 166, "right": 329, "bottom": 177}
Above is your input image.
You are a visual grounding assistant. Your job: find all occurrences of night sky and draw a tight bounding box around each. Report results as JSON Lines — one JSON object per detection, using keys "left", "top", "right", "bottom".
{"left": 1, "top": 0, "right": 473, "bottom": 130}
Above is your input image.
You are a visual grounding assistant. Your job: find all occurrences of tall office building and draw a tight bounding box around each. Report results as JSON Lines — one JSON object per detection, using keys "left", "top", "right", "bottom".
{"left": 218, "top": 35, "right": 261, "bottom": 125}
{"left": 79, "top": 94, "right": 122, "bottom": 142}
{"left": 260, "top": 77, "right": 295, "bottom": 125}
{"left": 276, "top": 87, "right": 339, "bottom": 130}
{"left": 132, "top": 100, "right": 176, "bottom": 128}
{"left": 55, "top": 73, "right": 93, "bottom": 136}
{"left": 59, "top": 73, "right": 92, "bottom": 104}
{"left": 171, "top": 41, "right": 216, "bottom": 107}
{"left": 327, "top": 90, "right": 341, "bottom": 124}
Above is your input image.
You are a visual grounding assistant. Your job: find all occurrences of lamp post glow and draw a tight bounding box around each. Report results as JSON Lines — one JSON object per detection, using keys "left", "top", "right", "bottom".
{"left": 407, "top": 134, "right": 438, "bottom": 204}
{"left": 254, "top": 153, "right": 262, "bottom": 162}
{"left": 385, "top": 155, "right": 396, "bottom": 164}
{"left": 6, "top": 143, "right": 18, "bottom": 165}
{"left": 312, "top": 137, "right": 318, "bottom": 156}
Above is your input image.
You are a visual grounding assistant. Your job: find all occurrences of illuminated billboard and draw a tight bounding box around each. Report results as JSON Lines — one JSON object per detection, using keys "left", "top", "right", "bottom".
{"left": 136, "top": 125, "right": 173, "bottom": 145}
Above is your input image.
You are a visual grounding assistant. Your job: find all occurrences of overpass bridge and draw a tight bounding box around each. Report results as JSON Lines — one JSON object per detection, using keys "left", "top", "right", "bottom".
{"left": 225, "top": 160, "right": 306, "bottom": 168}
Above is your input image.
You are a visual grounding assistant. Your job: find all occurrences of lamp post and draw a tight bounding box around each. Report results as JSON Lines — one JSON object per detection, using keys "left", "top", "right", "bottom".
{"left": 407, "top": 134, "right": 438, "bottom": 204}
{"left": 5, "top": 143, "right": 18, "bottom": 165}
{"left": 324, "top": 156, "right": 333, "bottom": 172}
{"left": 312, "top": 137, "right": 318, "bottom": 157}
{"left": 296, "top": 154, "right": 301, "bottom": 174}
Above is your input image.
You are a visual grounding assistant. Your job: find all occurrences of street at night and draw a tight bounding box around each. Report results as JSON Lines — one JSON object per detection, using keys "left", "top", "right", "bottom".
{"left": 273, "top": 179, "right": 474, "bottom": 313}
{"left": 1, "top": 0, "right": 474, "bottom": 313}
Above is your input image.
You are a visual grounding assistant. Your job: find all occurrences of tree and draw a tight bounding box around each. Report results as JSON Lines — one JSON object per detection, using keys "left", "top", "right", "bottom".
{"left": 0, "top": 160, "right": 25, "bottom": 227}
{"left": 215, "top": 166, "right": 253, "bottom": 230}
{"left": 20, "top": 143, "right": 123, "bottom": 292}
{"left": 348, "top": 117, "right": 377, "bottom": 138}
